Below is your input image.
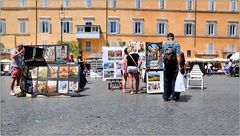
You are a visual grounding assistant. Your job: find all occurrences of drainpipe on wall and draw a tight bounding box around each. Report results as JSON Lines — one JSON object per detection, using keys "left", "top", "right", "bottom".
{"left": 35, "top": 0, "right": 38, "bottom": 45}
{"left": 194, "top": 0, "right": 197, "bottom": 47}
{"left": 106, "top": 0, "right": 108, "bottom": 46}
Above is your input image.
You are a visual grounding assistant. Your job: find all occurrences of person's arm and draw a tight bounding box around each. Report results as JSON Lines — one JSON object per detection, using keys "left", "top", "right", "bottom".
{"left": 124, "top": 56, "right": 128, "bottom": 73}
{"left": 138, "top": 54, "right": 143, "bottom": 68}
{"left": 11, "top": 49, "right": 24, "bottom": 59}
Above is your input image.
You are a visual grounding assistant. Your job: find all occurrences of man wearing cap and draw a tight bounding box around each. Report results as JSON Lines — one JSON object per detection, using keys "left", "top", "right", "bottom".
{"left": 161, "top": 33, "right": 181, "bottom": 102}
{"left": 10, "top": 44, "right": 24, "bottom": 96}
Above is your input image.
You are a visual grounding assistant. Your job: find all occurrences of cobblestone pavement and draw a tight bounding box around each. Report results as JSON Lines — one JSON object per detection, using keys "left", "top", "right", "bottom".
{"left": 1, "top": 75, "right": 239, "bottom": 135}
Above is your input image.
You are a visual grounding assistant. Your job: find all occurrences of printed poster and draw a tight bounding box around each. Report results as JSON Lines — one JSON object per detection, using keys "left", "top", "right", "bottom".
{"left": 147, "top": 71, "right": 164, "bottom": 93}
{"left": 146, "top": 42, "right": 163, "bottom": 70}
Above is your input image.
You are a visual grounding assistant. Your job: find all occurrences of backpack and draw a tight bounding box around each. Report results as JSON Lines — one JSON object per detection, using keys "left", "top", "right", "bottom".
{"left": 163, "top": 44, "right": 177, "bottom": 65}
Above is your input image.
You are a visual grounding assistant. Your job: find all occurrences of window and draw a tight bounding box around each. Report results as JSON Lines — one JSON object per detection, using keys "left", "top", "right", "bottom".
{"left": 0, "top": 0, "right": 3, "bottom": 7}
{"left": 135, "top": 0, "right": 141, "bottom": 9}
{"left": 227, "top": 22, "right": 238, "bottom": 36}
{"left": 184, "top": 21, "right": 195, "bottom": 35}
{"left": 86, "top": 41, "right": 91, "bottom": 51}
{"left": 230, "top": 0, "right": 237, "bottom": 11}
{"left": 228, "top": 44, "right": 234, "bottom": 52}
{"left": 39, "top": 19, "right": 50, "bottom": 33}
{"left": 187, "top": 50, "right": 191, "bottom": 57}
{"left": 19, "top": 0, "right": 26, "bottom": 7}
{"left": 18, "top": 19, "right": 27, "bottom": 33}
{"left": 186, "top": 0, "right": 193, "bottom": 10}
{"left": 110, "top": 41, "right": 117, "bottom": 47}
{"left": 206, "top": 21, "right": 216, "bottom": 36}
{"left": 63, "top": 0, "right": 69, "bottom": 8}
{"left": 209, "top": 0, "right": 215, "bottom": 11}
{"left": 133, "top": 20, "right": 143, "bottom": 34}
{"left": 157, "top": 20, "right": 168, "bottom": 35}
{"left": 108, "top": 19, "right": 119, "bottom": 34}
{"left": 42, "top": 0, "right": 48, "bottom": 7}
{"left": 0, "top": 20, "right": 5, "bottom": 34}
{"left": 62, "top": 19, "right": 72, "bottom": 33}
{"left": 159, "top": 0, "right": 165, "bottom": 9}
{"left": 207, "top": 43, "right": 214, "bottom": 54}
{"left": 85, "top": 0, "right": 92, "bottom": 8}
{"left": 111, "top": 0, "right": 117, "bottom": 8}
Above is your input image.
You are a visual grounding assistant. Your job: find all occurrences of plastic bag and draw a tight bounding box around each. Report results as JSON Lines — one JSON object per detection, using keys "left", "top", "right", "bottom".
{"left": 175, "top": 72, "right": 185, "bottom": 92}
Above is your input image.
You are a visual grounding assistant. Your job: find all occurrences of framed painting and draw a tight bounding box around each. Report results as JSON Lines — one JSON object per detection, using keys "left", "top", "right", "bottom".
{"left": 59, "top": 66, "right": 69, "bottom": 78}
{"left": 69, "top": 66, "right": 79, "bottom": 79}
{"left": 47, "top": 80, "right": 58, "bottom": 94}
{"left": 69, "top": 81, "right": 79, "bottom": 93}
{"left": 56, "top": 45, "right": 68, "bottom": 62}
{"left": 58, "top": 81, "right": 68, "bottom": 94}
{"left": 37, "top": 81, "right": 47, "bottom": 94}
{"left": 38, "top": 66, "right": 48, "bottom": 78}
{"left": 48, "top": 65, "right": 58, "bottom": 78}
{"left": 44, "top": 46, "right": 55, "bottom": 63}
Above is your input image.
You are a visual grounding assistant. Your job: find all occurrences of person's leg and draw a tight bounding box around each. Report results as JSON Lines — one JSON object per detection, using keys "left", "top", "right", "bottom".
{"left": 171, "top": 68, "right": 178, "bottom": 100}
{"left": 163, "top": 70, "right": 171, "bottom": 101}
{"left": 10, "top": 77, "right": 16, "bottom": 91}
{"left": 122, "top": 74, "right": 127, "bottom": 92}
{"left": 128, "top": 73, "right": 134, "bottom": 94}
{"left": 16, "top": 69, "right": 22, "bottom": 86}
{"left": 135, "top": 73, "right": 140, "bottom": 93}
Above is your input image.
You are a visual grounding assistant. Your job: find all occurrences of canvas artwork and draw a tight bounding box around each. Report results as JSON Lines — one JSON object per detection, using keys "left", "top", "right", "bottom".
{"left": 69, "top": 81, "right": 79, "bottom": 93}
{"left": 56, "top": 45, "right": 68, "bottom": 62}
{"left": 38, "top": 66, "right": 48, "bottom": 78}
{"left": 27, "top": 80, "right": 37, "bottom": 93}
{"left": 108, "top": 50, "right": 115, "bottom": 60}
{"left": 69, "top": 66, "right": 79, "bottom": 78}
{"left": 138, "top": 42, "right": 145, "bottom": 53}
{"left": 103, "top": 61, "right": 114, "bottom": 69}
{"left": 103, "top": 70, "right": 114, "bottom": 78}
{"left": 115, "top": 61, "right": 122, "bottom": 70}
{"left": 44, "top": 46, "right": 55, "bottom": 63}
{"left": 48, "top": 65, "right": 58, "bottom": 78}
{"left": 28, "top": 67, "right": 38, "bottom": 79}
{"left": 115, "top": 50, "right": 122, "bottom": 60}
{"left": 58, "top": 81, "right": 68, "bottom": 93}
{"left": 146, "top": 42, "right": 163, "bottom": 69}
{"left": 59, "top": 66, "right": 69, "bottom": 78}
{"left": 47, "top": 80, "right": 57, "bottom": 94}
{"left": 108, "top": 50, "right": 122, "bottom": 60}
{"left": 148, "top": 83, "right": 161, "bottom": 93}
{"left": 147, "top": 71, "right": 161, "bottom": 81}
{"left": 37, "top": 81, "right": 47, "bottom": 94}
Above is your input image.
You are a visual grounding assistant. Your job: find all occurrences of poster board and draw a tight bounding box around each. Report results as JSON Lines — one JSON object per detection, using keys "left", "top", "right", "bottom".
{"left": 128, "top": 41, "right": 146, "bottom": 69}
{"left": 147, "top": 70, "right": 164, "bottom": 93}
{"left": 102, "top": 47, "right": 123, "bottom": 80}
{"left": 146, "top": 42, "right": 163, "bottom": 70}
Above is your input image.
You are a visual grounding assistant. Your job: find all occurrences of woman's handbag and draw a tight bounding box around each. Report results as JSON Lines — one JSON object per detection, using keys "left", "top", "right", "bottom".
{"left": 175, "top": 71, "right": 186, "bottom": 92}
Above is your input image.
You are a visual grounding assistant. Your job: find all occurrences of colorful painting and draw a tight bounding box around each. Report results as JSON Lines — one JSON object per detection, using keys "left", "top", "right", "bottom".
{"left": 108, "top": 50, "right": 122, "bottom": 60}
{"left": 59, "top": 66, "right": 69, "bottom": 78}
{"left": 44, "top": 46, "right": 55, "bottom": 63}
{"left": 69, "top": 81, "right": 79, "bottom": 93}
{"left": 37, "top": 81, "right": 47, "bottom": 94}
{"left": 138, "top": 42, "right": 145, "bottom": 53}
{"left": 47, "top": 80, "right": 57, "bottom": 94}
{"left": 48, "top": 66, "right": 58, "bottom": 78}
{"left": 27, "top": 67, "right": 38, "bottom": 78}
{"left": 146, "top": 42, "right": 163, "bottom": 69}
{"left": 147, "top": 71, "right": 161, "bottom": 81}
{"left": 69, "top": 66, "right": 79, "bottom": 78}
{"left": 27, "top": 80, "right": 37, "bottom": 93}
{"left": 115, "top": 61, "right": 122, "bottom": 70}
{"left": 103, "top": 62, "right": 114, "bottom": 69}
{"left": 108, "top": 50, "right": 115, "bottom": 60}
{"left": 38, "top": 67, "right": 48, "bottom": 78}
{"left": 58, "top": 81, "right": 68, "bottom": 93}
{"left": 56, "top": 45, "right": 68, "bottom": 62}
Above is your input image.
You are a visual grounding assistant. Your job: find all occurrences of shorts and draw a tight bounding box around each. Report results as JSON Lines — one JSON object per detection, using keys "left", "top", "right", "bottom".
{"left": 11, "top": 67, "right": 22, "bottom": 79}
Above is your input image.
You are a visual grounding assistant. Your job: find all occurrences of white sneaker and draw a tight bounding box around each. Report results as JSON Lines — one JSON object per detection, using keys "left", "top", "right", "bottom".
{"left": 9, "top": 91, "right": 15, "bottom": 96}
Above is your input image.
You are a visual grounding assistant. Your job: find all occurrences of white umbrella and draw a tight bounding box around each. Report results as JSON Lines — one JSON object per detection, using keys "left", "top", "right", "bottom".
{"left": 211, "top": 58, "right": 229, "bottom": 62}
{"left": 230, "top": 52, "right": 240, "bottom": 61}
{"left": 0, "top": 59, "right": 11, "bottom": 63}
{"left": 186, "top": 58, "right": 208, "bottom": 62}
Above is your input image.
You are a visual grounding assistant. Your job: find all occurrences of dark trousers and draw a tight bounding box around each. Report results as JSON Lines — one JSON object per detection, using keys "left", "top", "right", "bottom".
{"left": 162, "top": 67, "right": 178, "bottom": 100}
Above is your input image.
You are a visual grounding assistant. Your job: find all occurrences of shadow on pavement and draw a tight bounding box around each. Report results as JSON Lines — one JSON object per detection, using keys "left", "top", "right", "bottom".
{"left": 177, "top": 95, "right": 192, "bottom": 102}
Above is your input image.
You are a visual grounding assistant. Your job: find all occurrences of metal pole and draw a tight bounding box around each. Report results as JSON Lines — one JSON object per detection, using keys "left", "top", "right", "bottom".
{"left": 106, "top": 0, "right": 108, "bottom": 46}
{"left": 61, "top": 18, "right": 63, "bottom": 44}
{"left": 194, "top": 0, "right": 197, "bottom": 47}
{"left": 35, "top": 0, "right": 38, "bottom": 45}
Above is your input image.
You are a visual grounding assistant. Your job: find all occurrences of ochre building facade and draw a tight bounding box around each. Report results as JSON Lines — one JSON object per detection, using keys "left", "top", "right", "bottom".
{"left": 0, "top": 0, "right": 239, "bottom": 59}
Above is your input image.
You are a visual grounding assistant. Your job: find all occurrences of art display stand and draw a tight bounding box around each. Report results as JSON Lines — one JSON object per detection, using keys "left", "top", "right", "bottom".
{"left": 20, "top": 45, "right": 82, "bottom": 96}
{"left": 145, "top": 42, "right": 164, "bottom": 94}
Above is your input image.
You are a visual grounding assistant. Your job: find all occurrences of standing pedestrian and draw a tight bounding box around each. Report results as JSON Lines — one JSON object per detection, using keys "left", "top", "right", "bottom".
{"left": 207, "top": 62, "right": 212, "bottom": 76}
{"left": 68, "top": 53, "right": 75, "bottom": 62}
{"left": 121, "top": 47, "right": 128, "bottom": 93}
{"left": 125, "top": 46, "right": 142, "bottom": 95}
{"left": 161, "top": 33, "right": 181, "bottom": 102}
{"left": 10, "top": 44, "right": 24, "bottom": 96}
{"left": 77, "top": 54, "right": 87, "bottom": 90}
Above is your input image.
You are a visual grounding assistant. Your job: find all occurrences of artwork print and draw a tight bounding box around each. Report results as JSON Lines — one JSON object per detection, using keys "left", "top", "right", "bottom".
{"left": 59, "top": 66, "right": 69, "bottom": 78}
{"left": 146, "top": 42, "right": 163, "bottom": 69}
{"left": 44, "top": 46, "right": 55, "bottom": 62}
{"left": 103, "top": 70, "right": 114, "bottom": 78}
{"left": 56, "top": 45, "right": 68, "bottom": 62}
{"left": 103, "top": 62, "right": 114, "bottom": 69}
{"left": 49, "top": 66, "right": 58, "bottom": 78}
{"left": 58, "top": 81, "right": 68, "bottom": 93}
{"left": 47, "top": 80, "right": 57, "bottom": 94}
{"left": 37, "top": 81, "right": 47, "bottom": 94}
{"left": 38, "top": 66, "right": 48, "bottom": 78}
{"left": 148, "top": 71, "right": 161, "bottom": 81}
{"left": 108, "top": 50, "right": 122, "bottom": 60}
{"left": 147, "top": 70, "right": 164, "bottom": 93}
{"left": 148, "top": 83, "right": 161, "bottom": 93}
{"left": 28, "top": 67, "right": 38, "bottom": 79}
{"left": 69, "top": 81, "right": 79, "bottom": 93}
{"left": 69, "top": 66, "right": 79, "bottom": 78}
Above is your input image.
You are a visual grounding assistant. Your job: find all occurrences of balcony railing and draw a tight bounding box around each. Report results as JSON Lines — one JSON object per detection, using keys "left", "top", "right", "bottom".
{"left": 76, "top": 25, "right": 100, "bottom": 39}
